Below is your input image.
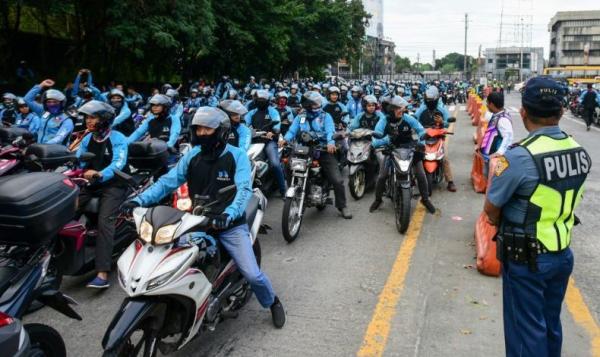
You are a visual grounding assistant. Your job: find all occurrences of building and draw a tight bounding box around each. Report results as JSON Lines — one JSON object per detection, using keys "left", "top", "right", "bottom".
{"left": 330, "top": 0, "right": 395, "bottom": 79}
{"left": 363, "top": 0, "right": 384, "bottom": 39}
{"left": 484, "top": 47, "right": 544, "bottom": 81}
{"left": 549, "top": 11, "right": 600, "bottom": 67}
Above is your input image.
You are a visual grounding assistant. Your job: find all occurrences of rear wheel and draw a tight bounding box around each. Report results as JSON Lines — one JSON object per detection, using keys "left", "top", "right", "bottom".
{"left": 25, "top": 323, "right": 67, "bottom": 357}
{"left": 348, "top": 168, "right": 366, "bottom": 200}
{"left": 282, "top": 195, "right": 303, "bottom": 243}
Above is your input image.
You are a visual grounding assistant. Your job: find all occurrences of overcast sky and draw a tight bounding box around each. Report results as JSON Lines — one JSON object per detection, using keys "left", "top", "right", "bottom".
{"left": 382, "top": 0, "right": 599, "bottom": 64}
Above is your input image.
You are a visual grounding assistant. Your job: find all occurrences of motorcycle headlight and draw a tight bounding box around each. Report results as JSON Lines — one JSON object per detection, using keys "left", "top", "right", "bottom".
{"left": 425, "top": 152, "right": 437, "bottom": 161}
{"left": 291, "top": 158, "right": 307, "bottom": 171}
{"left": 146, "top": 270, "right": 176, "bottom": 291}
{"left": 399, "top": 161, "right": 411, "bottom": 172}
{"left": 139, "top": 220, "right": 153, "bottom": 243}
{"left": 176, "top": 198, "right": 192, "bottom": 211}
{"left": 154, "top": 224, "right": 178, "bottom": 245}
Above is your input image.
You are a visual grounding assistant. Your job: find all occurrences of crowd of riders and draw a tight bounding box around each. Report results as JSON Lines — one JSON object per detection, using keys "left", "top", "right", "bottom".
{"left": 0, "top": 69, "right": 472, "bottom": 334}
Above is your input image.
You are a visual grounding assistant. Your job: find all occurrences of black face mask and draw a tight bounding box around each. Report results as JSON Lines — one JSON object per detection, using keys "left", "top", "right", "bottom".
{"left": 425, "top": 100, "right": 437, "bottom": 110}
{"left": 256, "top": 100, "right": 268, "bottom": 110}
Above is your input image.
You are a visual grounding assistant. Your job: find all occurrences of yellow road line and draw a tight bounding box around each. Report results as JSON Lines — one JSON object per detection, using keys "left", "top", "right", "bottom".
{"left": 357, "top": 105, "right": 459, "bottom": 357}
{"left": 357, "top": 205, "right": 426, "bottom": 357}
{"left": 566, "top": 278, "right": 600, "bottom": 357}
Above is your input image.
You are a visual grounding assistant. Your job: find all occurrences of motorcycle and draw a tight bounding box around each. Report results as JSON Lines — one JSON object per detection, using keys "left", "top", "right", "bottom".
{"left": 422, "top": 120, "right": 455, "bottom": 196}
{"left": 102, "top": 185, "right": 266, "bottom": 356}
{"left": 445, "top": 90, "right": 455, "bottom": 105}
{"left": 456, "top": 89, "right": 466, "bottom": 104}
{"left": 0, "top": 127, "right": 32, "bottom": 176}
{"left": 383, "top": 142, "right": 417, "bottom": 234}
{"left": 281, "top": 131, "right": 343, "bottom": 243}
{"left": 0, "top": 172, "right": 83, "bottom": 356}
{"left": 346, "top": 128, "right": 381, "bottom": 200}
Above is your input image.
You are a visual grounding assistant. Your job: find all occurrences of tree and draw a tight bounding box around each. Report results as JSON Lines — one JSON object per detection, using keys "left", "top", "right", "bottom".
{"left": 394, "top": 55, "right": 411, "bottom": 73}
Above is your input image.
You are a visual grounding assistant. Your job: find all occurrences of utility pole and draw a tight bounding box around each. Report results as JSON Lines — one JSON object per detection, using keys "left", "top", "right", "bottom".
{"left": 432, "top": 49, "right": 436, "bottom": 70}
{"left": 464, "top": 13, "right": 468, "bottom": 80}
{"left": 519, "top": 17, "right": 524, "bottom": 81}
{"left": 417, "top": 52, "right": 420, "bottom": 71}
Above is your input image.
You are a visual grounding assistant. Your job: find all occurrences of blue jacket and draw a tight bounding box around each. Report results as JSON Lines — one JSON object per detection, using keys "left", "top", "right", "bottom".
{"left": 414, "top": 99, "right": 450, "bottom": 127}
{"left": 347, "top": 97, "right": 363, "bottom": 119}
{"left": 125, "top": 93, "right": 143, "bottom": 106}
{"left": 24, "top": 85, "right": 74, "bottom": 145}
{"left": 201, "top": 96, "right": 219, "bottom": 108}
{"left": 72, "top": 72, "right": 94, "bottom": 98}
{"left": 284, "top": 111, "right": 335, "bottom": 146}
{"left": 127, "top": 113, "right": 181, "bottom": 148}
{"left": 244, "top": 106, "right": 281, "bottom": 132}
{"left": 111, "top": 105, "right": 132, "bottom": 129}
{"left": 170, "top": 102, "right": 184, "bottom": 124}
{"left": 133, "top": 144, "right": 252, "bottom": 221}
{"left": 15, "top": 112, "right": 41, "bottom": 133}
{"left": 373, "top": 113, "right": 426, "bottom": 148}
{"left": 76, "top": 130, "right": 128, "bottom": 183}
{"left": 184, "top": 97, "right": 202, "bottom": 110}
{"left": 579, "top": 89, "right": 600, "bottom": 107}
{"left": 349, "top": 111, "right": 386, "bottom": 131}
{"left": 232, "top": 123, "right": 252, "bottom": 151}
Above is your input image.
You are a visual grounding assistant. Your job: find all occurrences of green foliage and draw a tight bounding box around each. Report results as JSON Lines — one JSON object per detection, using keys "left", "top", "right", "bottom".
{"left": 394, "top": 55, "right": 411, "bottom": 73}
{"left": 434, "top": 52, "right": 476, "bottom": 72}
{"left": 1, "top": 0, "right": 368, "bottom": 83}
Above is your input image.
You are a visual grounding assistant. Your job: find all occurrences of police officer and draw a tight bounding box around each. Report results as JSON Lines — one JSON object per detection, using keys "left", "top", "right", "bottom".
{"left": 121, "top": 107, "right": 286, "bottom": 328}
{"left": 484, "top": 76, "right": 591, "bottom": 357}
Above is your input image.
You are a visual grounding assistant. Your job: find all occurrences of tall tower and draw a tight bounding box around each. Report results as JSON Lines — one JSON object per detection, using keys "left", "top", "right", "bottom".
{"left": 363, "top": 0, "right": 384, "bottom": 38}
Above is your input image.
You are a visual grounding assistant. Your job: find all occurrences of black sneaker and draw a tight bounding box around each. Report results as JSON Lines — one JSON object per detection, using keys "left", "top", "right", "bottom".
{"left": 339, "top": 208, "right": 353, "bottom": 219}
{"left": 270, "top": 296, "right": 286, "bottom": 328}
{"left": 369, "top": 200, "right": 382, "bottom": 212}
{"left": 421, "top": 199, "right": 436, "bottom": 214}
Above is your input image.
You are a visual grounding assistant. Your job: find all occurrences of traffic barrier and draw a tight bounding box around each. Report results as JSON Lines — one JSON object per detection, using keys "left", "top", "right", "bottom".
{"left": 474, "top": 156, "right": 501, "bottom": 277}
{"left": 470, "top": 150, "right": 487, "bottom": 193}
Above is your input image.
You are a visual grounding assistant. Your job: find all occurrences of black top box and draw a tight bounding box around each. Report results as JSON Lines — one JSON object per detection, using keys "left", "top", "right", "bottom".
{"left": 0, "top": 172, "right": 79, "bottom": 246}
{"left": 24, "top": 144, "right": 77, "bottom": 171}
{"left": 128, "top": 139, "right": 168, "bottom": 170}
{"left": 0, "top": 127, "right": 30, "bottom": 145}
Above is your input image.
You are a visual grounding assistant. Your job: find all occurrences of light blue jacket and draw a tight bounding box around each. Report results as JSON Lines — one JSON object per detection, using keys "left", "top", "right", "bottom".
{"left": 284, "top": 111, "right": 335, "bottom": 146}
{"left": 373, "top": 113, "right": 426, "bottom": 148}
{"left": 76, "top": 130, "right": 128, "bottom": 183}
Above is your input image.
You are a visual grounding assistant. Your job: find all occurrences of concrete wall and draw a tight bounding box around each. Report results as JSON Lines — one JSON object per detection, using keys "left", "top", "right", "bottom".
{"left": 549, "top": 12, "right": 600, "bottom": 66}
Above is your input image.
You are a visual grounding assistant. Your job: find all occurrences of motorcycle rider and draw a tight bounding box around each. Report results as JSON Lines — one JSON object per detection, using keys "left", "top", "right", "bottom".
{"left": 0, "top": 93, "right": 18, "bottom": 125}
{"left": 408, "top": 85, "right": 422, "bottom": 110}
{"left": 106, "top": 89, "right": 134, "bottom": 136}
{"left": 165, "top": 89, "right": 184, "bottom": 125}
{"left": 579, "top": 83, "right": 600, "bottom": 131}
{"left": 120, "top": 107, "right": 286, "bottom": 328}
{"left": 347, "top": 85, "right": 364, "bottom": 119}
{"left": 244, "top": 90, "right": 287, "bottom": 196}
{"left": 201, "top": 87, "right": 219, "bottom": 108}
{"left": 280, "top": 92, "right": 353, "bottom": 219}
{"left": 369, "top": 96, "right": 436, "bottom": 214}
{"left": 220, "top": 99, "right": 251, "bottom": 151}
{"left": 323, "top": 86, "right": 349, "bottom": 129}
{"left": 127, "top": 94, "right": 180, "bottom": 153}
{"left": 349, "top": 95, "right": 385, "bottom": 131}
{"left": 125, "top": 86, "right": 143, "bottom": 110}
{"left": 340, "top": 85, "right": 349, "bottom": 105}
{"left": 14, "top": 98, "right": 41, "bottom": 133}
{"left": 75, "top": 100, "right": 129, "bottom": 288}
{"left": 184, "top": 89, "right": 202, "bottom": 111}
{"left": 288, "top": 84, "right": 302, "bottom": 108}
{"left": 24, "top": 79, "right": 75, "bottom": 145}
{"left": 415, "top": 86, "right": 457, "bottom": 192}
{"left": 274, "top": 91, "right": 294, "bottom": 136}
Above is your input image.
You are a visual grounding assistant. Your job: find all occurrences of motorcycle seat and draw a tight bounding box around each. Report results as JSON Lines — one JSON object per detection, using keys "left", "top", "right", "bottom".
{"left": 245, "top": 194, "right": 260, "bottom": 229}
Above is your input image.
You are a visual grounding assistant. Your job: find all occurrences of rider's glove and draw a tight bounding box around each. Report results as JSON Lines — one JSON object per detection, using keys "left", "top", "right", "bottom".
{"left": 213, "top": 213, "right": 232, "bottom": 230}
{"left": 168, "top": 146, "right": 178, "bottom": 155}
{"left": 120, "top": 200, "right": 140, "bottom": 215}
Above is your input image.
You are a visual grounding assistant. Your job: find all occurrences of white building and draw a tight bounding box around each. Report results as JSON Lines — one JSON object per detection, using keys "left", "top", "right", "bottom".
{"left": 363, "top": 0, "right": 384, "bottom": 39}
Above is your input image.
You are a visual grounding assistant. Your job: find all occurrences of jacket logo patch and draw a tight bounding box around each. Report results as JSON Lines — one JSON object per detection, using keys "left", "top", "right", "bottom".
{"left": 217, "top": 170, "right": 231, "bottom": 181}
{"left": 495, "top": 156, "right": 509, "bottom": 176}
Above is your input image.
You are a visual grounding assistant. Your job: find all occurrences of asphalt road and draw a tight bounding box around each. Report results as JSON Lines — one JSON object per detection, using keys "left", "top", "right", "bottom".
{"left": 27, "top": 92, "right": 600, "bottom": 356}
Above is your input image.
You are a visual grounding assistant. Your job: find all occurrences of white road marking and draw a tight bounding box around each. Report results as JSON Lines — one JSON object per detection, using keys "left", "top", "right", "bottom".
{"left": 460, "top": 105, "right": 466, "bottom": 111}
{"left": 448, "top": 105, "right": 456, "bottom": 112}
{"left": 508, "top": 106, "right": 519, "bottom": 113}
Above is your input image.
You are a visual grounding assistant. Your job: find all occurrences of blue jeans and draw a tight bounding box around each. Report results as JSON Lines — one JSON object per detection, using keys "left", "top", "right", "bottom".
{"left": 218, "top": 224, "right": 275, "bottom": 308}
{"left": 264, "top": 141, "right": 287, "bottom": 194}
{"left": 502, "top": 248, "right": 574, "bottom": 357}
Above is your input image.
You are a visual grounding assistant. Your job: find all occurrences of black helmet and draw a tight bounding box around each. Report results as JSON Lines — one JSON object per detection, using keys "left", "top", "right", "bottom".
{"left": 78, "top": 100, "right": 116, "bottom": 129}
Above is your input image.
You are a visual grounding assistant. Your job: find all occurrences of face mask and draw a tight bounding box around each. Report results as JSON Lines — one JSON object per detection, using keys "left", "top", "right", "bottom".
{"left": 425, "top": 100, "right": 437, "bottom": 110}
{"left": 46, "top": 103, "right": 62, "bottom": 114}
{"left": 193, "top": 133, "right": 219, "bottom": 151}
{"left": 111, "top": 100, "right": 123, "bottom": 109}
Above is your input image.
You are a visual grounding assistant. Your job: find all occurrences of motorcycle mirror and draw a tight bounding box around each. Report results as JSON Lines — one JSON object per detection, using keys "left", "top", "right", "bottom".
{"left": 80, "top": 152, "right": 96, "bottom": 162}
{"left": 448, "top": 117, "right": 456, "bottom": 123}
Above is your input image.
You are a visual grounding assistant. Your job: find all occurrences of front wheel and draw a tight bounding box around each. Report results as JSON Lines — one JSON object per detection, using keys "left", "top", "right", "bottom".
{"left": 25, "top": 323, "right": 67, "bottom": 357}
{"left": 425, "top": 172, "right": 434, "bottom": 197}
{"left": 394, "top": 187, "right": 412, "bottom": 234}
{"left": 282, "top": 195, "right": 304, "bottom": 243}
{"left": 348, "top": 167, "right": 366, "bottom": 200}
{"left": 102, "top": 322, "right": 159, "bottom": 357}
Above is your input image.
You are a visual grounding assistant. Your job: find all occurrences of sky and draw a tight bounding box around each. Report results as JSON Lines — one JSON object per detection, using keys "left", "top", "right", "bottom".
{"left": 382, "top": 0, "right": 600, "bottom": 64}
